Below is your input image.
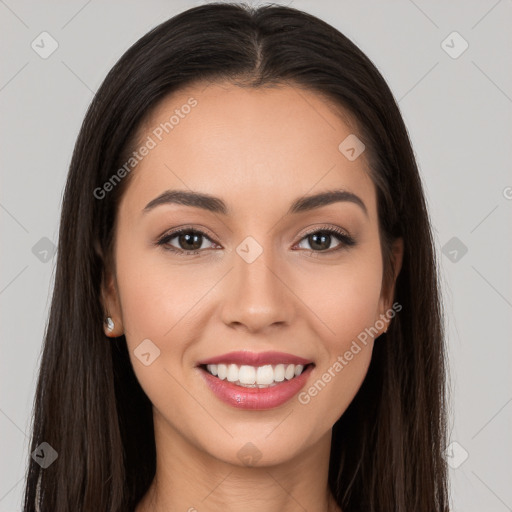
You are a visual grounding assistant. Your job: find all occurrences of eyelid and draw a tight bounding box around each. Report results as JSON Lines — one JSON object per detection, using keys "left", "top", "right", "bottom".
{"left": 293, "top": 224, "right": 356, "bottom": 252}
{"left": 156, "top": 224, "right": 218, "bottom": 243}
{"left": 298, "top": 223, "right": 352, "bottom": 240}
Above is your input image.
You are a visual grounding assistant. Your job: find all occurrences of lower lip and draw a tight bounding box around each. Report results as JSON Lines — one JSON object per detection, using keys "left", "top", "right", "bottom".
{"left": 198, "top": 365, "right": 314, "bottom": 410}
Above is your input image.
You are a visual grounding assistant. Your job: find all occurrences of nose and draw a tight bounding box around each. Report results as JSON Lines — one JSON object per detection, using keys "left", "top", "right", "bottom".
{"left": 220, "top": 240, "right": 295, "bottom": 334}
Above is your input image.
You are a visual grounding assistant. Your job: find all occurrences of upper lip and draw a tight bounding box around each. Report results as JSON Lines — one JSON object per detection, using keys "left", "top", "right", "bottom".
{"left": 196, "top": 351, "right": 313, "bottom": 367}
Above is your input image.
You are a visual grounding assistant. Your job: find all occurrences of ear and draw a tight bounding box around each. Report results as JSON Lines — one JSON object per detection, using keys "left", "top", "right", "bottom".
{"left": 101, "top": 268, "right": 123, "bottom": 338}
{"left": 376, "top": 237, "right": 404, "bottom": 334}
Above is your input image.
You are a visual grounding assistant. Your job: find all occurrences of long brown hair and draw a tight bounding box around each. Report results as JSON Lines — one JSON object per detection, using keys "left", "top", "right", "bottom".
{"left": 23, "top": 3, "right": 449, "bottom": 511}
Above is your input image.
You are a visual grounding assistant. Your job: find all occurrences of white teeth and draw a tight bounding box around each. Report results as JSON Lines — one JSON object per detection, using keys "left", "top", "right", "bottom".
{"left": 239, "top": 365, "right": 256, "bottom": 384}
{"left": 227, "top": 364, "right": 238, "bottom": 383}
{"left": 284, "top": 364, "right": 295, "bottom": 380}
{"left": 205, "top": 362, "right": 309, "bottom": 387}
{"left": 256, "top": 365, "right": 274, "bottom": 385}
{"left": 217, "top": 364, "right": 227, "bottom": 380}
{"left": 274, "top": 364, "right": 285, "bottom": 382}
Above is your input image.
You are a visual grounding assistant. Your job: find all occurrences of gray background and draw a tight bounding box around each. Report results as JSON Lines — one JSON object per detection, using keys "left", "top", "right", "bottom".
{"left": 1, "top": 0, "right": 511, "bottom": 510}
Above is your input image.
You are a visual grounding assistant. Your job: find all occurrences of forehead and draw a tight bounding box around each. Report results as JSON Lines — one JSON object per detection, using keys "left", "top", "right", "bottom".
{"left": 119, "top": 81, "right": 376, "bottom": 221}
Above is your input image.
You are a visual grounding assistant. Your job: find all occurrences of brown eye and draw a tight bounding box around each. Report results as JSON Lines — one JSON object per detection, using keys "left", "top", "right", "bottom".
{"left": 296, "top": 227, "right": 356, "bottom": 253}
{"left": 175, "top": 231, "right": 203, "bottom": 251}
{"left": 157, "top": 228, "right": 217, "bottom": 254}
{"left": 306, "top": 232, "right": 338, "bottom": 251}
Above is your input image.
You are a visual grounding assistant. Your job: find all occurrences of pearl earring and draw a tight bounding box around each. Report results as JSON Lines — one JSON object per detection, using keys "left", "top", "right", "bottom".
{"left": 105, "top": 317, "right": 115, "bottom": 332}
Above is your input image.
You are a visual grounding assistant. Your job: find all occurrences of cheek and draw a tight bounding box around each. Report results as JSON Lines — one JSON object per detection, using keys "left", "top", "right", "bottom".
{"left": 297, "top": 342, "right": 374, "bottom": 437}
{"left": 297, "top": 247, "right": 384, "bottom": 345}
{"left": 293, "top": 248, "right": 383, "bottom": 422}
{"left": 112, "top": 241, "right": 209, "bottom": 410}
{"left": 114, "top": 240, "right": 212, "bottom": 343}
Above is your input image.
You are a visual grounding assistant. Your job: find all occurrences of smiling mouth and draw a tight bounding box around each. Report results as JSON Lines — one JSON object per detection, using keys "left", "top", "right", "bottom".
{"left": 199, "top": 362, "right": 314, "bottom": 388}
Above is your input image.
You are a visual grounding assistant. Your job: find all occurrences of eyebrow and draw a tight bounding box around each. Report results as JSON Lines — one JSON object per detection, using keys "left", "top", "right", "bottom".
{"left": 142, "top": 188, "right": 368, "bottom": 217}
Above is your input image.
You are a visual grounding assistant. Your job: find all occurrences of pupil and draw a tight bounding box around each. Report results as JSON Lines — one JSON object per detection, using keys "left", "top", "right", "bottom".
{"left": 180, "top": 232, "right": 201, "bottom": 250}
{"left": 310, "top": 232, "right": 330, "bottom": 251}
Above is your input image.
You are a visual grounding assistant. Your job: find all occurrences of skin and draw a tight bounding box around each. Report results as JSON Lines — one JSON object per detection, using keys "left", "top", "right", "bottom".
{"left": 102, "top": 81, "right": 403, "bottom": 512}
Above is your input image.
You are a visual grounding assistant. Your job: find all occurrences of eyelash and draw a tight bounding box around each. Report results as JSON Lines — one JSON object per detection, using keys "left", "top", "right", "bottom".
{"left": 155, "top": 225, "right": 356, "bottom": 257}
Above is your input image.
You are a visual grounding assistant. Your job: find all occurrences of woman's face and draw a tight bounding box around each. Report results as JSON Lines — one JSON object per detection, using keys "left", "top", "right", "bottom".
{"left": 103, "top": 81, "right": 402, "bottom": 467}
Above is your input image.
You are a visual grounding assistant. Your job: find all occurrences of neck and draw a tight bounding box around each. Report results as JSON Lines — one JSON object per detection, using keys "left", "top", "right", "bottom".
{"left": 136, "top": 410, "right": 341, "bottom": 512}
